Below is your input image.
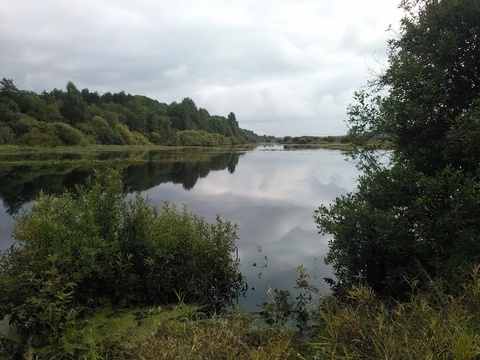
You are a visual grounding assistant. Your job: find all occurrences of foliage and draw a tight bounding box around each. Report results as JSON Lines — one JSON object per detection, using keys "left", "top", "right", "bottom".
{"left": 382, "top": 0, "right": 480, "bottom": 172}
{"left": 0, "top": 169, "right": 245, "bottom": 352}
{"left": 282, "top": 135, "right": 349, "bottom": 145}
{"left": 316, "top": 163, "right": 480, "bottom": 298}
{"left": 313, "top": 267, "right": 480, "bottom": 359}
{"left": 169, "top": 129, "right": 232, "bottom": 146}
{"left": 315, "top": 0, "right": 480, "bottom": 298}
{"left": 53, "top": 122, "right": 85, "bottom": 146}
{"left": 1, "top": 303, "right": 299, "bottom": 359}
{"left": 0, "top": 78, "right": 264, "bottom": 147}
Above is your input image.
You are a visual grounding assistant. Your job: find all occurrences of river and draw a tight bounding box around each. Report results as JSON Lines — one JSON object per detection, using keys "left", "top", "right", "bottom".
{"left": 0, "top": 145, "right": 359, "bottom": 311}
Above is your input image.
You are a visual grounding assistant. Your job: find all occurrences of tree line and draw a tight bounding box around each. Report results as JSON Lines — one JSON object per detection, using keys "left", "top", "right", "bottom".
{"left": 0, "top": 79, "right": 269, "bottom": 147}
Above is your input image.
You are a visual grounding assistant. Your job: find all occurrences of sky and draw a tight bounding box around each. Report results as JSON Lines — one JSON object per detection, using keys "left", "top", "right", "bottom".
{"left": 0, "top": 0, "right": 403, "bottom": 137}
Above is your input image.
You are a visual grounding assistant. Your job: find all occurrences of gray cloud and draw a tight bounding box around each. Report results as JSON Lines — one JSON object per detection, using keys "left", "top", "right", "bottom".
{"left": 0, "top": 0, "right": 402, "bottom": 136}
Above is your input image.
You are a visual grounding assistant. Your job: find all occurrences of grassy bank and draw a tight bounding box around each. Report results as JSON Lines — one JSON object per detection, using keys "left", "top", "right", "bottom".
{"left": 1, "top": 304, "right": 300, "bottom": 359}
{"left": 4, "top": 276, "right": 480, "bottom": 359}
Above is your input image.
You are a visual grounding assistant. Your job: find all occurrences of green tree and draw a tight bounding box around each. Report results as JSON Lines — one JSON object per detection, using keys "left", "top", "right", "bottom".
{"left": 315, "top": 0, "right": 480, "bottom": 298}
{"left": 169, "top": 98, "right": 201, "bottom": 130}
{"left": 61, "top": 81, "right": 86, "bottom": 125}
{"left": 350, "top": 0, "right": 480, "bottom": 173}
{"left": 126, "top": 96, "right": 148, "bottom": 133}
{"left": 0, "top": 78, "right": 21, "bottom": 121}
{"left": 0, "top": 78, "right": 20, "bottom": 102}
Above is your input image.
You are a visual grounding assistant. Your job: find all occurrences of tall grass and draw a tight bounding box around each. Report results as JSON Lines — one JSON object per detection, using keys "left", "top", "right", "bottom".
{"left": 9, "top": 304, "right": 297, "bottom": 359}
{"left": 314, "top": 267, "right": 480, "bottom": 359}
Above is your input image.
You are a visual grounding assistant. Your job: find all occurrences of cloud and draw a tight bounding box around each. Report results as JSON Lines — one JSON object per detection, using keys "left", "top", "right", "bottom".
{"left": 0, "top": 0, "right": 403, "bottom": 136}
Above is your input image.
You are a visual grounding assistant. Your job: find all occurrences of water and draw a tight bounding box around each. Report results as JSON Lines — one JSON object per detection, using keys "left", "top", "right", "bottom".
{"left": 0, "top": 145, "right": 359, "bottom": 311}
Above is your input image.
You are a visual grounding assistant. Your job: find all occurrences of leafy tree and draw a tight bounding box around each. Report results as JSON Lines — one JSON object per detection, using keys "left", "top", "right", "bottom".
{"left": 315, "top": 0, "right": 480, "bottom": 298}
{"left": 81, "top": 88, "right": 101, "bottom": 105}
{"left": 207, "top": 115, "right": 232, "bottom": 137}
{"left": 125, "top": 96, "right": 147, "bottom": 133}
{"left": 198, "top": 107, "right": 210, "bottom": 129}
{"left": 0, "top": 78, "right": 21, "bottom": 122}
{"left": 0, "top": 101, "right": 18, "bottom": 123}
{"left": 349, "top": 0, "right": 480, "bottom": 173}
{"left": 61, "top": 81, "right": 86, "bottom": 125}
{"left": 112, "top": 90, "right": 131, "bottom": 105}
{"left": 0, "top": 78, "right": 20, "bottom": 103}
{"left": 180, "top": 97, "right": 201, "bottom": 129}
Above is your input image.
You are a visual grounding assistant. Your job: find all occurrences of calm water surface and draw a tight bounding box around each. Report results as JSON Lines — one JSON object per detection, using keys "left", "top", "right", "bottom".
{"left": 0, "top": 145, "right": 359, "bottom": 311}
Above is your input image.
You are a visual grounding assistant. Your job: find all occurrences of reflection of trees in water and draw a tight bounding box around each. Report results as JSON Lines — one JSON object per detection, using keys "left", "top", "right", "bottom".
{"left": 121, "top": 151, "right": 241, "bottom": 191}
{"left": 0, "top": 166, "right": 96, "bottom": 215}
{"left": 0, "top": 151, "right": 243, "bottom": 215}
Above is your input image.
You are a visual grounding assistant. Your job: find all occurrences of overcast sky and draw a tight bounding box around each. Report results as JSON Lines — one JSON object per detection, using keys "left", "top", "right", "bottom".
{"left": 0, "top": 0, "right": 403, "bottom": 136}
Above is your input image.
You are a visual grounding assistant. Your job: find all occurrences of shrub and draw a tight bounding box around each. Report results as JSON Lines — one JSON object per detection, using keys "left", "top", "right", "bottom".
{"left": 170, "top": 129, "right": 231, "bottom": 146}
{"left": 115, "top": 123, "right": 135, "bottom": 144}
{"left": 54, "top": 122, "right": 85, "bottom": 145}
{"left": 0, "top": 169, "right": 244, "bottom": 352}
{"left": 0, "top": 125, "right": 14, "bottom": 144}
{"left": 16, "top": 127, "right": 61, "bottom": 147}
{"left": 130, "top": 130, "right": 150, "bottom": 145}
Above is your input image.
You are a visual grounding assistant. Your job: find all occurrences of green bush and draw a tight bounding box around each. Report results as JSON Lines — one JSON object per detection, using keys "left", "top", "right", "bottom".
{"left": 170, "top": 129, "right": 231, "bottom": 146}
{"left": 130, "top": 130, "right": 150, "bottom": 145}
{"left": 54, "top": 122, "right": 85, "bottom": 146}
{"left": 0, "top": 169, "right": 244, "bottom": 352}
{"left": 0, "top": 125, "right": 14, "bottom": 144}
{"left": 115, "top": 123, "right": 135, "bottom": 144}
{"left": 14, "top": 119, "right": 62, "bottom": 147}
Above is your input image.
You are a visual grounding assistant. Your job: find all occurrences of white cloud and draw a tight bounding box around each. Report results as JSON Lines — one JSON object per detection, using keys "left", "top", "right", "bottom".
{"left": 0, "top": 0, "right": 403, "bottom": 136}
{"left": 163, "top": 64, "right": 188, "bottom": 78}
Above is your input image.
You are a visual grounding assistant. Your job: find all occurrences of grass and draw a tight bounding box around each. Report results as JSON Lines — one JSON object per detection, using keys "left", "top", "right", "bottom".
{"left": 0, "top": 144, "right": 256, "bottom": 154}
{"left": 0, "top": 144, "right": 243, "bottom": 167}
{"left": 314, "top": 271, "right": 480, "bottom": 359}
{"left": 3, "top": 273, "right": 480, "bottom": 359}
{"left": 2, "top": 303, "right": 302, "bottom": 359}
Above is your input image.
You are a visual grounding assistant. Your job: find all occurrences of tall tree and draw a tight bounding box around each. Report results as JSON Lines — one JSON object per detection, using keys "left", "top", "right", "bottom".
{"left": 315, "top": 0, "right": 480, "bottom": 298}
{"left": 61, "top": 81, "right": 86, "bottom": 125}
{"left": 0, "top": 78, "right": 21, "bottom": 115}
{"left": 351, "top": 0, "right": 480, "bottom": 173}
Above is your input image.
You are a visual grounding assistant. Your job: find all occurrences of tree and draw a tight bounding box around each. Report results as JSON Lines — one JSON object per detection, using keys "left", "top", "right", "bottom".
{"left": 315, "top": 0, "right": 480, "bottom": 298}
{"left": 0, "top": 78, "right": 20, "bottom": 100}
{"left": 61, "top": 81, "right": 86, "bottom": 125}
{"left": 126, "top": 96, "right": 147, "bottom": 133}
{"left": 0, "top": 78, "right": 21, "bottom": 118}
{"left": 354, "top": 0, "right": 480, "bottom": 173}
{"left": 227, "top": 111, "right": 240, "bottom": 137}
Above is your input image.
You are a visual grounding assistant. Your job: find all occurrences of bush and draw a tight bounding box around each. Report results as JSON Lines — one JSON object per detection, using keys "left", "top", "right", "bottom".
{"left": 115, "top": 123, "right": 135, "bottom": 144}
{"left": 0, "top": 125, "right": 14, "bottom": 144}
{"left": 15, "top": 124, "right": 62, "bottom": 147}
{"left": 170, "top": 130, "right": 231, "bottom": 146}
{"left": 0, "top": 169, "right": 244, "bottom": 352}
{"left": 54, "top": 122, "right": 85, "bottom": 146}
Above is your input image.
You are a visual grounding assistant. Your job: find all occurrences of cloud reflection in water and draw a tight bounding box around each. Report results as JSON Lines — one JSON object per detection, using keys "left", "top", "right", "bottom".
{"left": 144, "top": 149, "right": 359, "bottom": 311}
